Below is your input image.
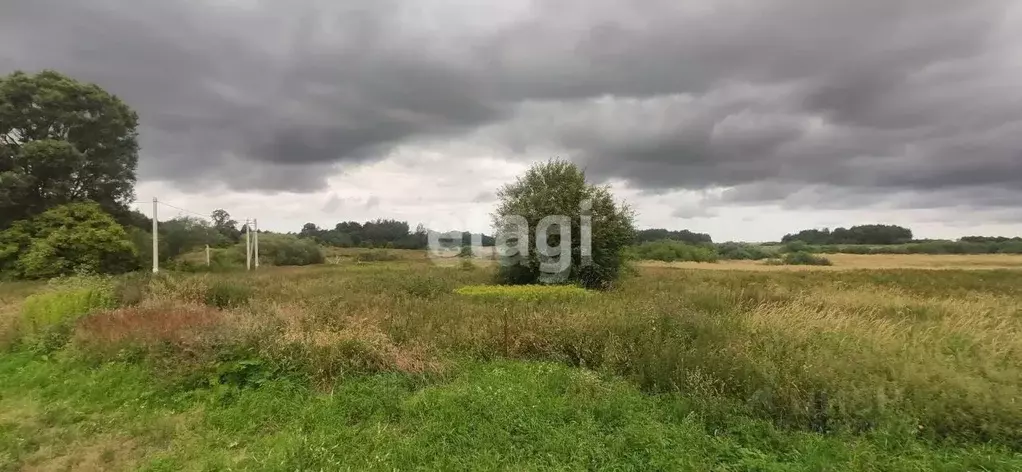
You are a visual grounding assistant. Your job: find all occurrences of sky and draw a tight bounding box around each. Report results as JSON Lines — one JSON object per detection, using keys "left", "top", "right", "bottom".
{"left": 2, "top": 0, "right": 1021, "bottom": 242}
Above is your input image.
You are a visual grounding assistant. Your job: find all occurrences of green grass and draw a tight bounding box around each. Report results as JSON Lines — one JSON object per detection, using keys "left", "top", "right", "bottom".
{"left": 1, "top": 354, "right": 1019, "bottom": 471}
{"left": 455, "top": 284, "right": 592, "bottom": 301}
{"left": 15, "top": 276, "right": 117, "bottom": 351}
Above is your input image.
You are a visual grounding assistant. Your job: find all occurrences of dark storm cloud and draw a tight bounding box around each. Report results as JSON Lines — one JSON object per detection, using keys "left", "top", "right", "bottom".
{"left": 2, "top": 0, "right": 1020, "bottom": 212}
{"left": 0, "top": 0, "right": 502, "bottom": 191}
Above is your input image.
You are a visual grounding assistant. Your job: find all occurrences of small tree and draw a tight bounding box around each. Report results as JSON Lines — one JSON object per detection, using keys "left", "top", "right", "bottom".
{"left": 492, "top": 159, "right": 634, "bottom": 289}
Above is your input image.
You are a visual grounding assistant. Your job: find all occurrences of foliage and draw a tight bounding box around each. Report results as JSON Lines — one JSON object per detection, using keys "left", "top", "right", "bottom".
{"left": 781, "top": 240, "right": 811, "bottom": 253}
{"left": 299, "top": 219, "right": 439, "bottom": 249}
{"left": 210, "top": 209, "right": 242, "bottom": 243}
{"left": 631, "top": 239, "right": 719, "bottom": 263}
{"left": 773, "top": 251, "right": 834, "bottom": 266}
{"left": 203, "top": 281, "right": 252, "bottom": 309}
{"left": 160, "top": 216, "right": 229, "bottom": 260}
{"left": 493, "top": 159, "right": 635, "bottom": 289}
{"left": 715, "top": 242, "right": 774, "bottom": 260}
{"left": 635, "top": 228, "right": 712, "bottom": 244}
{"left": 16, "top": 276, "right": 116, "bottom": 350}
{"left": 255, "top": 233, "right": 324, "bottom": 266}
{"left": 782, "top": 224, "right": 913, "bottom": 245}
{"left": 780, "top": 240, "right": 1022, "bottom": 256}
{"left": 0, "top": 70, "right": 139, "bottom": 227}
{"left": 0, "top": 202, "right": 138, "bottom": 279}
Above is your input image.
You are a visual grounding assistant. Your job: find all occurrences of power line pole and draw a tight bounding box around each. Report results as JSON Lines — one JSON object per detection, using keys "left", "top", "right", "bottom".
{"left": 245, "top": 219, "right": 251, "bottom": 270}
{"left": 152, "top": 197, "right": 159, "bottom": 274}
{"left": 253, "top": 218, "right": 259, "bottom": 269}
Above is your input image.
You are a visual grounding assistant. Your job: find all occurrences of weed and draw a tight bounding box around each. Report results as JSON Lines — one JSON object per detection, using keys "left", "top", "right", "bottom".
{"left": 17, "top": 276, "right": 116, "bottom": 351}
{"left": 455, "top": 284, "right": 591, "bottom": 301}
{"left": 202, "top": 281, "right": 252, "bottom": 309}
{"left": 401, "top": 275, "right": 450, "bottom": 299}
{"left": 355, "top": 250, "right": 400, "bottom": 263}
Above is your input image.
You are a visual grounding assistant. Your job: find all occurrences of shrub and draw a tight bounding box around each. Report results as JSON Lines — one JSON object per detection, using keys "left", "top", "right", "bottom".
{"left": 0, "top": 203, "right": 139, "bottom": 279}
{"left": 254, "top": 234, "right": 324, "bottom": 266}
{"left": 779, "top": 252, "right": 833, "bottom": 266}
{"left": 716, "top": 242, "right": 772, "bottom": 260}
{"left": 632, "top": 240, "right": 718, "bottom": 263}
{"left": 781, "top": 240, "right": 810, "bottom": 254}
{"left": 203, "top": 281, "right": 252, "bottom": 309}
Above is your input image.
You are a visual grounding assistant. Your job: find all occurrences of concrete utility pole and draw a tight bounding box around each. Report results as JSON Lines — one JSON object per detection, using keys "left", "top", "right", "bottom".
{"left": 245, "top": 219, "right": 251, "bottom": 270}
{"left": 152, "top": 197, "right": 159, "bottom": 274}
{"left": 205, "top": 244, "right": 210, "bottom": 266}
{"left": 253, "top": 219, "right": 259, "bottom": 269}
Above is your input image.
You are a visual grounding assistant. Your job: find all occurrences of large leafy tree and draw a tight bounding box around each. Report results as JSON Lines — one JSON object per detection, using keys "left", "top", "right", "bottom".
{"left": 492, "top": 159, "right": 635, "bottom": 289}
{"left": 0, "top": 70, "right": 139, "bottom": 228}
{"left": 211, "top": 208, "right": 241, "bottom": 243}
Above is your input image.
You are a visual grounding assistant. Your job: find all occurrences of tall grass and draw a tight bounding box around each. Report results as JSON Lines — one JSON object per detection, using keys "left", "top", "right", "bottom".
{"left": 3, "top": 259, "right": 1022, "bottom": 467}
{"left": 49, "top": 264, "right": 1022, "bottom": 448}
{"left": 15, "top": 276, "right": 117, "bottom": 351}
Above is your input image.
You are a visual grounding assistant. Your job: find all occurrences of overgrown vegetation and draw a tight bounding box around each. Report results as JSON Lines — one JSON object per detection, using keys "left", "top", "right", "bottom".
{"left": 0, "top": 203, "right": 139, "bottom": 279}
{"left": 2, "top": 262, "right": 1022, "bottom": 469}
{"left": 13, "top": 276, "right": 117, "bottom": 351}
{"left": 768, "top": 251, "right": 834, "bottom": 266}
{"left": 630, "top": 240, "right": 718, "bottom": 263}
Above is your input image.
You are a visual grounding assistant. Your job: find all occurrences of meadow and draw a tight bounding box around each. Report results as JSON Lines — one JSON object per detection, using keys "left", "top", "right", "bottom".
{"left": 2, "top": 252, "right": 1022, "bottom": 470}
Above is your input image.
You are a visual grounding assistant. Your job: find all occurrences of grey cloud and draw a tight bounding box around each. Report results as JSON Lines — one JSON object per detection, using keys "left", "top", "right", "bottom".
{"left": 2, "top": 0, "right": 1020, "bottom": 215}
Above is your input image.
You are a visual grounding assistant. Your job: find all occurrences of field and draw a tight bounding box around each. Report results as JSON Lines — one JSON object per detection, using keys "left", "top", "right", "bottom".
{"left": 643, "top": 253, "right": 1022, "bottom": 270}
{"left": 2, "top": 254, "right": 1022, "bottom": 470}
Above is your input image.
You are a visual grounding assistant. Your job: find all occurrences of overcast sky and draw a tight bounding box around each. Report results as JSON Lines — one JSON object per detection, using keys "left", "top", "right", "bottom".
{"left": 3, "top": 0, "right": 1021, "bottom": 241}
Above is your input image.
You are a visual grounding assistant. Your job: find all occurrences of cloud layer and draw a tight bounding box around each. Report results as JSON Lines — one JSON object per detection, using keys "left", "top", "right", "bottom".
{"left": 2, "top": 0, "right": 1020, "bottom": 217}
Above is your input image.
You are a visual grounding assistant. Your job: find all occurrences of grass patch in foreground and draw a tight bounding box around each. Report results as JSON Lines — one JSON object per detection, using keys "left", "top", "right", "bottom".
{"left": 1, "top": 354, "right": 1019, "bottom": 471}
{"left": 455, "top": 284, "right": 592, "bottom": 301}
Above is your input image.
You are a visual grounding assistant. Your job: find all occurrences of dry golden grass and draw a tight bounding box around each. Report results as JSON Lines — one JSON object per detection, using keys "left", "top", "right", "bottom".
{"left": 641, "top": 253, "right": 1022, "bottom": 270}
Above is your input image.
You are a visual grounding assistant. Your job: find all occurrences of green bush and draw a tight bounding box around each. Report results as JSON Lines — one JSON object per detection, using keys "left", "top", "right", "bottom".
{"left": 778, "top": 252, "right": 833, "bottom": 266}
{"left": 781, "top": 240, "right": 810, "bottom": 253}
{"left": 715, "top": 242, "right": 772, "bottom": 260}
{"left": 0, "top": 203, "right": 139, "bottom": 279}
{"left": 203, "top": 281, "right": 253, "bottom": 309}
{"left": 18, "top": 276, "right": 117, "bottom": 350}
{"left": 253, "top": 234, "right": 324, "bottom": 266}
{"left": 632, "top": 240, "right": 718, "bottom": 263}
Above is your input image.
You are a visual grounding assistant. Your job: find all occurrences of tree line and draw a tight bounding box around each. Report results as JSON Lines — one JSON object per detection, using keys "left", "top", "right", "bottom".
{"left": 296, "top": 220, "right": 495, "bottom": 249}
{"left": 781, "top": 225, "right": 914, "bottom": 245}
